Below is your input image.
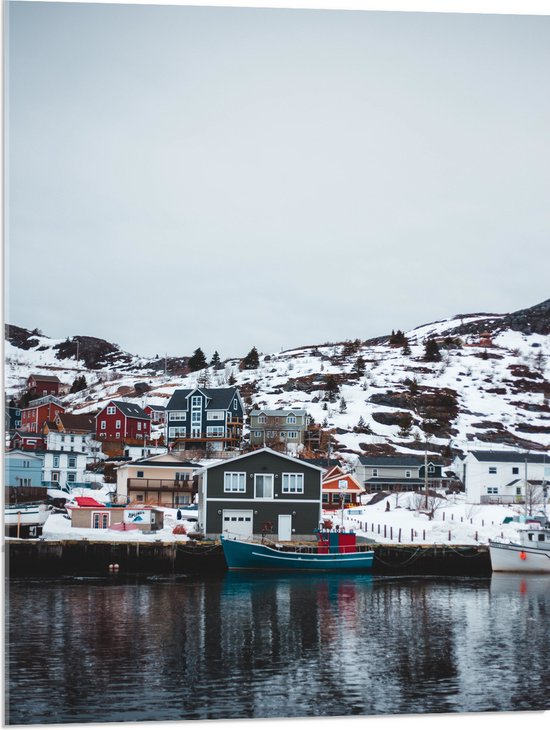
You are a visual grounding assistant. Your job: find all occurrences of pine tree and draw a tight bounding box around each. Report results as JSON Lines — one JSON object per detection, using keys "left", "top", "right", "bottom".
{"left": 210, "top": 351, "right": 222, "bottom": 370}
{"left": 402, "top": 338, "right": 411, "bottom": 356}
{"left": 188, "top": 347, "right": 207, "bottom": 372}
{"left": 240, "top": 346, "right": 260, "bottom": 370}
{"left": 70, "top": 375, "right": 87, "bottom": 393}
{"left": 324, "top": 374, "right": 339, "bottom": 402}
{"left": 354, "top": 355, "right": 366, "bottom": 375}
{"left": 339, "top": 396, "right": 347, "bottom": 413}
{"left": 423, "top": 338, "right": 441, "bottom": 362}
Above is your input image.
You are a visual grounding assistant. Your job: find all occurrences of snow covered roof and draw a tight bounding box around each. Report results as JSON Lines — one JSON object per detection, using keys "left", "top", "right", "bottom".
{"left": 29, "top": 374, "right": 61, "bottom": 383}
{"left": 250, "top": 409, "right": 307, "bottom": 417}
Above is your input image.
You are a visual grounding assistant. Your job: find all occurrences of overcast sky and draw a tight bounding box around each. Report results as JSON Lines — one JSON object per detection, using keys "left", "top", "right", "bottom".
{"left": 6, "top": 1, "right": 550, "bottom": 359}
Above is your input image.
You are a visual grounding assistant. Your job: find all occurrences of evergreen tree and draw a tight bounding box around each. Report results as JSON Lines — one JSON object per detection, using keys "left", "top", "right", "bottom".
{"left": 402, "top": 338, "right": 411, "bottom": 356}
{"left": 210, "top": 351, "right": 222, "bottom": 370}
{"left": 339, "top": 396, "right": 347, "bottom": 414}
{"left": 188, "top": 347, "right": 207, "bottom": 372}
{"left": 228, "top": 371, "right": 237, "bottom": 386}
{"left": 354, "top": 355, "right": 366, "bottom": 375}
{"left": 240, "top": 346, "right": 260, "bottom": 370}
{"left": 423, "top": 338, "right": 441, "bottom": 362}
{"left": 324, "top": 374, "right": 339, "bottom": 402}
{"left": 70, "top": 375, "right": 87, "bottom": 393}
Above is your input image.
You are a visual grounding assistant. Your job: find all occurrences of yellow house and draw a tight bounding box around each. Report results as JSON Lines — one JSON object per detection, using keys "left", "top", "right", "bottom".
{"left": 116, "top": 453, "right": 199, "bottom": 507}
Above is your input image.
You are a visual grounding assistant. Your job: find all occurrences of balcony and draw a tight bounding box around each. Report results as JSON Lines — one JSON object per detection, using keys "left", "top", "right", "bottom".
{"left": 127, "top": 478, "right": 198, "bottom": 492}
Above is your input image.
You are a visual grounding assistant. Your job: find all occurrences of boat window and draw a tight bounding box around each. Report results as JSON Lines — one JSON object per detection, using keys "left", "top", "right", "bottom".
{"left": 538, "top": 534, "right": 545, "bottom": 542}
{"left": 528, "top": 533, "right": 534, "bottom": 541}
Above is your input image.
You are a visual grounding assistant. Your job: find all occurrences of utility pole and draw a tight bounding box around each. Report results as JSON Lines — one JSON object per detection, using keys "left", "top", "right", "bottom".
{"left": 424, "top": 428, "right": 429, "bottom": 510}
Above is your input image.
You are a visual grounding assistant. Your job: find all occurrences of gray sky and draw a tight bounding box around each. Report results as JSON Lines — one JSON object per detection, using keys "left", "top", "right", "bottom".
{"left": 6, "top": 1, "right": 550, "bottom": 359}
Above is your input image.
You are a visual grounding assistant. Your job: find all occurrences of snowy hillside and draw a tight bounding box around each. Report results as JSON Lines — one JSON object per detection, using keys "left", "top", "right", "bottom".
{"left": 5, "top": 300, "right": 550, "bottom": 469}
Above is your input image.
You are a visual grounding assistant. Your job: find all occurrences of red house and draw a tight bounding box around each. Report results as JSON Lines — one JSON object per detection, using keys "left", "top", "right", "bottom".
{"left": 143, "top": 404, "right": 166, "bottom": 424}
{"left": 96, "top": 401, "right": 151, "bottom": 441}
{"left": 27, "top": 374, "right": 62, "bottom": 397}
{"left": 322, "top": 468, "right": 364, "bottom": 509}
{"left": 20, "top": 396, "right": 65, "bottom": 433}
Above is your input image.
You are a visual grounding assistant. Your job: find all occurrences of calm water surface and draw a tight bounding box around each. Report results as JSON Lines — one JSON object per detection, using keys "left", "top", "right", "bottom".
{"left": 5, "top": 573, "right": 550, "bottom": 724}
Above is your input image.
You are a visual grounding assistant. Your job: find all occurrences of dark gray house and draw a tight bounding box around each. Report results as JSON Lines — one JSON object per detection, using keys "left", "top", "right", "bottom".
{"left": 355, "top": 455, "right": 445, "bottom": 493}
{"left": 165, "top": 386, "right": 244, "bottom": 453}
{"left": 198, "top": 447, "right": 324, "bottom": 541}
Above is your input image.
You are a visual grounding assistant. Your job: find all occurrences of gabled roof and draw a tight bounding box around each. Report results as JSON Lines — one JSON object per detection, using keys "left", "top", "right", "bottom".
{"left": 201, "top": 447, "right": 324, "bottom": 472}
{"left": 99, "top": 401, "right": 150, "bottom": 419}
{"left": 29, "top": 374, "right": 61, "bottom": 383}
{"left": 166, "top": 387, "right": 241, "bottom": 411}
{"left": 357, "top": 455, "right": 441, "bottom": 467}
{"left": 469, "top": 451, "right": 548, "bottom": 464}
{"left": 5, "top": 448, "right": 44, "bottom": 460}
{"left": 323, "top": 473, "right": 363, "bottom": 491}
{"left": 250, "top": 409, "right": 307, "bottom": 417}
{"left": 145, "top": 404, "right": 166, "bottom": 412}
{"left": 56, "top": 413, "right": 96, "bottom": 432}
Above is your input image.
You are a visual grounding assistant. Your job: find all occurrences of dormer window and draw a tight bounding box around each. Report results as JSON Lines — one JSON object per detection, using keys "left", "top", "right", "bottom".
{"left": 428, "top": 465, "right": 435, "bottom": 474}
{"left": 107, "top": 406, "right": 116, "bottom": 415}
{"left": 191, "top": 396, "right": 202, "bottom": 409}
{"left": 258, "top": 415, "right": 266, "bottom": 424}
{"left": 287, "top": 415, "right": 297, "bottom": 424}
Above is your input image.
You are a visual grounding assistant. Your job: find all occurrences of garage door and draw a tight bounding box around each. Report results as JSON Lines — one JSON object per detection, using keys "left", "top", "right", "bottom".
{"left": 222, "top": 510, "right": 254, "bottom": 539}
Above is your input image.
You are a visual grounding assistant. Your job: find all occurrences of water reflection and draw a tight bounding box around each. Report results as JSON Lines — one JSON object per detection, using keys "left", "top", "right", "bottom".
{"left": 6, "top": 574, "right": 549, "bottom": 725}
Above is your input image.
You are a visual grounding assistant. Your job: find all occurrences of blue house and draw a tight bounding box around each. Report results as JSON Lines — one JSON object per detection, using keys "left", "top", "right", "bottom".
{"left": 4, "top": 450, "right": 45, "bottom": 488}
{"left": 165, "top": 387, "right": 244, "bottom": 453}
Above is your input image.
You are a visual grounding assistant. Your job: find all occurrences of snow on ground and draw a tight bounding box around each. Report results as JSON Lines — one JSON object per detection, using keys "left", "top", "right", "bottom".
{"left": 329, "top": 492, "right": 536, "bottom": 546}
{"left": 42, "top": 507, "right": 201, "bottom": 543}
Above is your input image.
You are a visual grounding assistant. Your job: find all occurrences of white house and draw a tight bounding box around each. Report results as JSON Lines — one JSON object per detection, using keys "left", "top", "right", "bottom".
{"left": 42, "top": 451, "right": 88, "bottom": 490}
{"left": 456, "top": 450, "right": 550, "bottom": 504}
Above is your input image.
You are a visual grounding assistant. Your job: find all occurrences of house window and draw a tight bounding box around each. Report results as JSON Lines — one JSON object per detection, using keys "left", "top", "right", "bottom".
{"left": 207, "top": 426, "right": 225, "bottom": 437}
{"left": 512, "top": 467, "right": 519, "bottom": 475}
{"left": 175, "top": 472, "right": 190, "bottom": 482}
{"left": 516, "top": 487, "right": 522, "bottom": 496}
{"left": 282, "top": 473, "right": 304, "bottom": 494}
{"left": 372, "top": 469, "right": 378, "bottom": 476}
{"left": 233, "top": 399, "right": 238, "bottom": 410}
{"left": 287, "top": 415, "right": 297, "bottom": 424}
{"left": 100, "top": 420, "right": 106, "bottom": 430}
{"left": 191, "top": 411, "right": 201, "bottom": 425}
{"left": 322, "top": 493, "right": 329, "bottom": 503}
{"left": 68, "top": 457, "right": 76, "bottom": 468}
{"left": 169, "top": 427, "right": 187, "bottom": 438}
{"left": 253, "top": 431, "right": 263, "bottom": 437}
{"left": 255, "top": 474, "right": 274, "bottom": 499}
{"left": 487, "top": 487, "right": 499, "bottom": 494}
{"left": 137, "top": 422, "right": 142, "bottom": 431}
{"left": 489, "top": 467, "right": 497, "bottom": 474}
{"left": 286, "top": 431, "right": 298, "bottom": 439}
{"left": 92, "top": 512, "right": 110, "bottom": 529}
{"left": 405, "top": 470, "right": 411, "bottom": 478}
{"left": 428, "top": 465, "right": 435, "bottom": 474}
{"left": 52, "top": 472, "right": 59, "bottom": 483}
{"left": 61, "top": 435, "right": 65, "bottom": 442}
{"left": 137, "top": 470, "right": 144, "bottom": 478}
{"left": 191, "top": 396, "right": 202, "bottom": 409}
{"left": 116, "top": 433, "right": 120, "bottom": 439}
{"left": 258, "top": 415, "right": 267, "bottom": 424}
{"left": 70, "top": 435, "right": 75, "bottom": 443}
{"left": 67, "top": 473, "right": 76, "bottom": 483}
{"left": 107, "top": 406, "right": 116, "bottom": 415}
{"left": 53, "top": 456, "right": 59, "bottom": 468}
{"left": 169, "top": 412, "right": 187, "bottom": 421}
{"left": 208, "top": 411, "right": 224, "bottom": 421}
{"left": 115, "top": 420, "right": 121, "bottom": 429}
{"left": 22, "top": 460, "right": 30, "bottom": 468}
{"left": 224, "top": 472, "right": 246, "bottom": 493}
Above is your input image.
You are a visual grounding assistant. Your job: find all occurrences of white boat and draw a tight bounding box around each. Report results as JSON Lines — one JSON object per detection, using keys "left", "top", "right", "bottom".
{"left": 4, "top": 503, "right": 52, "bottom": 527}
{"left": 489, "top": 520, "right": 550, "bottom": 573}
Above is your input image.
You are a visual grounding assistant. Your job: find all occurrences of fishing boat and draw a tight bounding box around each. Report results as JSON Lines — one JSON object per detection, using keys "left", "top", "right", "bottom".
{"left": 220, "top": 529, "right": 375, "bottom": 572}
{"left": 488, "top": 518, "right": 550, "bottom": 573}
{"left": 4, "top": 503, "right": 52, "bottom": 527}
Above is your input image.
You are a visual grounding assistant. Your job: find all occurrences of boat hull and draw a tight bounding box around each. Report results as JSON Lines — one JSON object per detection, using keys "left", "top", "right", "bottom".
{"left": 5, "top": 505, "right": 51, "bottom": 526}
{"left": 221, "top": 536, "right": 374, "bottom": 572}
{"left": 489, "top": 540, "right": 550, "bottom": 574}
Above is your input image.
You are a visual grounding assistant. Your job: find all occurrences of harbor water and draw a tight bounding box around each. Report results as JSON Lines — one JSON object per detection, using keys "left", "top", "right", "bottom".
{"left": 5, "top": 573, "right": 550, "bottom": 724}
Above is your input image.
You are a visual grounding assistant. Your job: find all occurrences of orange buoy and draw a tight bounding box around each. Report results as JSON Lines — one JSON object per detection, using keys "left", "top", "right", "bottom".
{"left": 520, "top": 551, "right": 527, "bottom": 561}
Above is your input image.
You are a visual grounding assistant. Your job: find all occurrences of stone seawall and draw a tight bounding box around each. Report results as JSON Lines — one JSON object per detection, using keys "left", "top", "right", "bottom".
{"left": 5, "top": 539, "right": 492, "bottom": 577}
{"left": 6, "top": 539, "right": 227, "bottom": 577}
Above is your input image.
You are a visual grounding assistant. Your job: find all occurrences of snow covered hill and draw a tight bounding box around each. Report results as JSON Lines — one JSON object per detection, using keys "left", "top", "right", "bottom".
{"left": 5, "top": 300, "right": 550, "bottom": 469}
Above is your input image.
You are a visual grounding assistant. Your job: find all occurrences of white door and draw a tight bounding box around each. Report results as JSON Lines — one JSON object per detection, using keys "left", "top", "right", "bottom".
{"left": 222, "top": 510, "right": 254, "bottom": 539}
{"left": 278, "top": 514, "right": 292, "bottom": 542}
